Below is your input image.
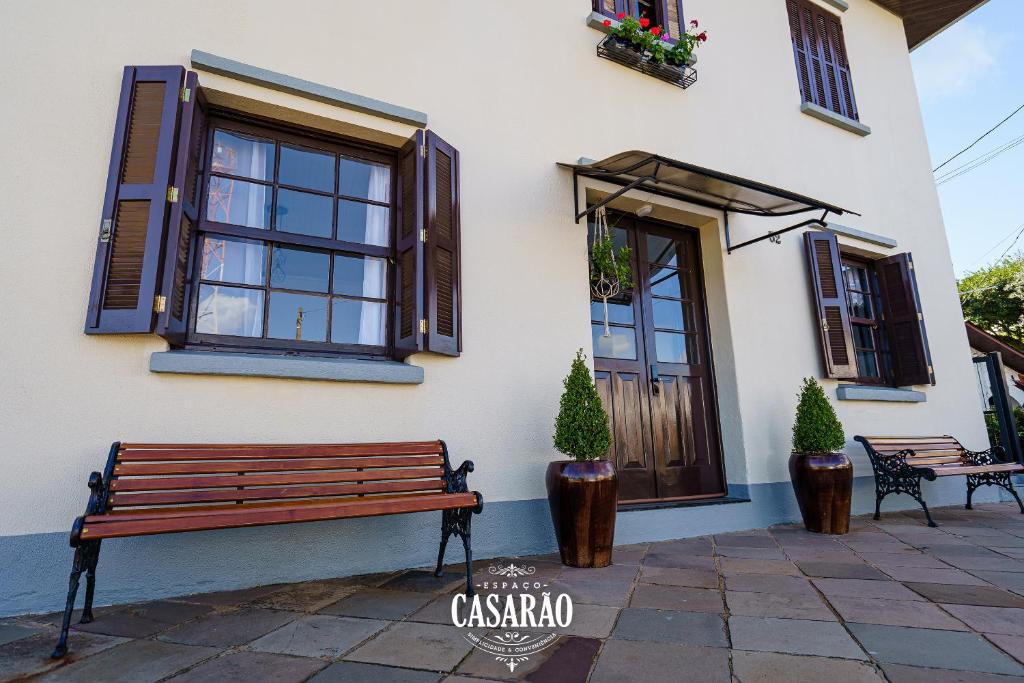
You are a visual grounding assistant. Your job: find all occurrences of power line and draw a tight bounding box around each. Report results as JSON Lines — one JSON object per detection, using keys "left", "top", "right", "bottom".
{"left": 964, "top": 221, "right": 1024, "bottom": 271}
{"left": 995, "top": 223, "right": 1024, "bottom": 262}
{"left": 933, "top": 102, "right": 1024, "bottom": 173}
{"left": 936, "top": 133, "right": 1024, "bottom": 186}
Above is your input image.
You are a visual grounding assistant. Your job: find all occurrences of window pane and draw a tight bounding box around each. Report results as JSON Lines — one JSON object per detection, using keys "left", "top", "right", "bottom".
{"left": 848, "top": 292, "right": 872, "bottom": 319}
{"left": 211, "top": 130, "right": 275, "bottom": 181}
{"left": 200, "top": 236, "right": 266, "bottom": 285}
{"left": 340, "top": 158, "right": 391, "bottom": 202}
{"left": 652, "top": 299, "right": 694, "bottom": 331}
{"left": 207, "top": 177, "right": 271, "bottom": 228}
{"left": 267, "top": 292, "right": 327, "bottom": 342}
{"left": 279, "top": 145, "right": 335, "bottom": 192}
{"left": 650, "top": 266, "right": 687, "bottom": 299}
{"left": 338, "top": 200, "right": 390, "bottom": 246}
{"left": 332, "top": 298, "right": 386, "bottom": 345}
{"left": 857, "top": 350, "right": 880, "bottom": 378}
{"left": 270, "top": 245, "right": 329, "bottom": 293}
{"left": 853, "top": 324, "right": 876, "bottom": 350}
{"left": 647, "top": 234, "right": 680, "bottom": 267}
{"left": 656, "top": 331, "right": 697, "bottom": 364}
{"left": 590, "top": 300, "right": 634, "bottom": 325}
{"left": 592, "top": 324, "right": 637, "bottom": 360}
{"left": 195, "top": 284, "right": 264, "bottom": 337}
{"left": 334, "top": 254, "right": 387, "bottom": 299}
{"left": 276, "top": 188, "right": 333, "bottom": 238}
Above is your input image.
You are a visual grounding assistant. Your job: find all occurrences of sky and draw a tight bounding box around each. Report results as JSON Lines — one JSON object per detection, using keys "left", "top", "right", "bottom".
{"left": 910, "top": 0, "right": 1024, "bottom": 278}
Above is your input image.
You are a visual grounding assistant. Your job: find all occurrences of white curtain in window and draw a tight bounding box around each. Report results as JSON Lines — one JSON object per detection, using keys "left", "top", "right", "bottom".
{"left": 358, "top": 165, "right": 389, "bottom": 345}
{"left": 245, "top": 144, "right": 269, "bottom": 228}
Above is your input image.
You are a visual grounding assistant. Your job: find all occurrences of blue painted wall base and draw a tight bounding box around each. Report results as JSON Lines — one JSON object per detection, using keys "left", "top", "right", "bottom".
{"left": 0, "top": 475, "right": 1002, "bottom": 617}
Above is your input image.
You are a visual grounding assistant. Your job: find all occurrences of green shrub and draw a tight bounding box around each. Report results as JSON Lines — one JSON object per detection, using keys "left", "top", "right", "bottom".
{"left": 554, "top": 349, "right": 612, "bottom": 461}
{"left": 791, "top": 377, "right": 845, "bottom": 454}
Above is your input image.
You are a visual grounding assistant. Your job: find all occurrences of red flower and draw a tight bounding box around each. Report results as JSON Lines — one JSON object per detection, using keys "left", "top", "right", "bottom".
{"left": 639, "top": 17, "right": 650, "bottom": 28}
{"left": 616, "top": 11, "right": 625, "bottom": 19}
{"left": 690, "top": 19, "right": 699, "bottom": 27}
{"left": 650, "top": 26, "right": 662, "bottom": 36}
{"left": 698, "top": 31, "right": 708, "bottom": 41}
{"left": 603, "top": 18, "right": 612, "bottom": 26}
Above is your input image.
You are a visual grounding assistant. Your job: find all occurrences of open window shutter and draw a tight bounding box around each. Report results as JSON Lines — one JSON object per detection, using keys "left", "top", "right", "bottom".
{"left": 789, "top": 1, "right": 829, "bottom": 110}
{"left": 877, "top": 253, "right": 934, "bottom": 386}
{"left": 156, "top": 72, "right": 207, "bottom": 344}
{"left": 394, "top": 130, "right": 425, "bottom": 357}
{"left": 786, "top": 0, "right": 814, "bottom": 104}
{"left": 424, "top": 131, "right": 462, "bottom": 356}
{"left": 816, "top": 9, "right": 858, "bottom": 120}
{"left": 804, "top": 231, "right": 857, "bottom": 379}
{"left": 85, "top": 66, "right": 185, "bottom": 334}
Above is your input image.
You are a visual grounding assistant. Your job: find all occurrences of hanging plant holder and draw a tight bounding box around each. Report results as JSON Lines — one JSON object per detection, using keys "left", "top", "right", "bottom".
{"left": 590, "top": 207, "right": 634, "bottom": 336}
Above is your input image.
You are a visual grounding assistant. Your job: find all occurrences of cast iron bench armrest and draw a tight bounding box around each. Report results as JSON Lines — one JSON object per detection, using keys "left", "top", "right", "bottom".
{"left": 963, "top": 445, "right": 1009, "bottom": 467}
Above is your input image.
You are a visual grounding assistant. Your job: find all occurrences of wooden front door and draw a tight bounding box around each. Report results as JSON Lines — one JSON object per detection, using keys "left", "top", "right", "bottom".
{"left": 591, "top": 215, "right": 726, "bottom": 503}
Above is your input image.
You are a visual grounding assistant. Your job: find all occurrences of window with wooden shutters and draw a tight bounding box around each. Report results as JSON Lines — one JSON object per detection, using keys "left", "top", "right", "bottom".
{"left": 804, "top": 231, "right": 858, "bottom": 379}
{"left": 785, "top": 0, "right": 859, "bottom": 121}
{"left": 876, "top": 253, "right": 934, "bottom": 386}
{"left": 593, "top": 0, "right": 687, "bottom": 41}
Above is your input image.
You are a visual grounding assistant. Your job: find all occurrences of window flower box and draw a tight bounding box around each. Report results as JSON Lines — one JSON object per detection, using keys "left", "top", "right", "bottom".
{"left": 595, "top": 15, "right": 705, "bottom": 89}
{"left": 597, "top": 34, "right": 697, "bottom": 89}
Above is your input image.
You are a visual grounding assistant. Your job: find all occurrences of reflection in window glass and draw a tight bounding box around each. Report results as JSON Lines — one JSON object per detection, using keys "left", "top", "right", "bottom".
{"left": 267, "top": 292, "right": 327, "bottom": 342}
{"left": 276, "top": 188, "right": 333, "bottom": 238}
{"left": 592, "top": 324, "right": 637, "bottom": 360}
{"left": 195, "top": 285, "right": 264, "bottom": 337}
{"left": 647, "top": 235, "right": 680, "bottom": 267}
{"left": 211, "top": 130, "right": 275, "bottom": 180}
{"left": 332, "top": 299, "right": 386, "bottom": 345}
{"left": 207, "top": 177, "right": 272, "bottom": 228}
{"left": 656, "top": 331, "right": 695, "bottom": 364}
{"left": 270, "top": 246, "right": 329, "bottom": 293}
{"left": 200, "top": 236, "right": 266, "bottom": 285}
{"left": 652, "top": 299, "right": 694, "bottom": 331}
{"left": 338, "top": 200, "right": 390, "bottom": 246}
{"left": 334, "top": 254, "right": 387, "bottom": 299}
{"left": 340, "top": 158, "right": 390, "bottom": 202}
{"left": 857, "top": 350, "right": 880, "bottom": 377}
{"left": 279, "top": 145, "right": 335, "bottom": 192}
{"left": 590, "top": 300, "right": 634, "bottom": 325}
{"left": 650, "top": 266, "right": 687, "bottom": 299}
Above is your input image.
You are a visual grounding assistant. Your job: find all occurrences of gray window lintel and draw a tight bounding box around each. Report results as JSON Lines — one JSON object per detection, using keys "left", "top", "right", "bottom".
{"left": 836, "top": 385, "right": 926, "bottom": 402}
{"left": 800, "top": 102, "right": 872, "bottom": 137}
{"left": 151, "top": 351, "right": 424, "bottom": 384}
{"left": 824, "top": 222, "right": 897, "bottom": 249}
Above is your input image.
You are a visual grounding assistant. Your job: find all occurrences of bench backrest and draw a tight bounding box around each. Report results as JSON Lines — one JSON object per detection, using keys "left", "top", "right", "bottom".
{"left": 103, "top": 441, "right": 449, "bottom": 512}
{"left": 856, "top": 436, "right": 967, "bottom": 467}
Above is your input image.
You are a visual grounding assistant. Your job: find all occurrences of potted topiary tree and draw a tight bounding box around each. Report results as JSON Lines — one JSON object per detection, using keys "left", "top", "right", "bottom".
{"left": 789, "top": 377, "right": 852, "bottom": 534}
{"left": 547, "top": 349, "right": 618, "bottom": 567}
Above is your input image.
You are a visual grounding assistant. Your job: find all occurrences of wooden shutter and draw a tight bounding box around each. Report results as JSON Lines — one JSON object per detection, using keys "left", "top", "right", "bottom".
{"left": 786, "top": 0, "right": 858, "bottom": 121}
{"left": 85, "top": 66, "right": 185, "bottom": 334}
{"left": 424, "top": 131, "right": 462, "bottom": 356}
{"left": 804, "top": 232, "right": 857, "bottom": 379}
{"left": 876, "top": 253, "right": 934, "bottom": 386}
{"left": 156, "top": 72, "right": 207, "bottom": 344}
{"left": 817, "top": 9, "right": 858, "bottom": 120}
{"left": 393, "top": 130, "right": 425, "bottom": 357}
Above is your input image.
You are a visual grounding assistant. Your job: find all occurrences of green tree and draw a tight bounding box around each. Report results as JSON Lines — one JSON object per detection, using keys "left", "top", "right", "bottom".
{"left": 554, "top": 349, "right": 612, "bottom": 461}
{"left": 959, "top": 253, "right": 1024, "bottom": 352}
{"left": 792, "top": 377, "right": 845, "bottom": 454}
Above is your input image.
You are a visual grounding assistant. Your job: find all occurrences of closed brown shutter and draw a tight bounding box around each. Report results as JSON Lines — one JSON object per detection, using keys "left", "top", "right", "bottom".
{"left": 786, "top": 0, "right": 859, "bottom": 121}
{"left": 156, "top": 71, "right": 207, "bottom": 344}
{"left": 804, "top": 231, "right": 857, "bottom": 379}
{"left": 818, "top": 10, "right": 858, "bottom": 120}
{"left": 394, "top": 130, "right": 425, "bottom": 357}
{"left": 85, "top": 66, "right": 185, "bottom": 334}
{"left": 424, "top": 131, "right": 461, "bottom": 356}
{"left": 876, "top": 253, "right": 934, "bottom": 386}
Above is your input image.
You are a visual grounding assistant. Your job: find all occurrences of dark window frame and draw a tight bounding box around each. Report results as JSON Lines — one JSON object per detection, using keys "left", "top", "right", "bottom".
{"left": 840, "top": 254, "right": 892, "bottom": 386}
{"left": 594, "top": 0, "right": 686, "bottom": 42}
{"left": 185, "top": 112, "right": 399, "bottom": 359}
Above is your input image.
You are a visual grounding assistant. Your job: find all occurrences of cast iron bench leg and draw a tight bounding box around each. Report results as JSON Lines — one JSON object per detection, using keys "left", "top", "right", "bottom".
{"left": 968, "top": 473, "right": 1024, "bottom": 514}
{"left": 51, "top": 546, "right": 86, "bottom": 659}
{"left": 434, "top": 511, "right": 452, "bottom": 579}
{"left": 80, "top": 541, "right": 102, "bottom": 623}
{"left": 915, "top": 496, "right": 937, "bottom": 527}
{"left": 435, "top": 508, "right": 475, "bottom": 596}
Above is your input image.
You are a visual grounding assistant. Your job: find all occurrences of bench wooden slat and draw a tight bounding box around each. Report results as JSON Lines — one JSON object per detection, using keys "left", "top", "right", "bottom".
{"left": 113, "top": 455, "right": 444, "bottom": 476}
{"left": 109, "top": 467, "right": 445, "bottom": 492}
{"left": 117, "top": 442, "right": 443, "bottom": 461}
{"left": 79, "top": 492, "right": 478, "bottom": 540}
{"left": 107, "top": 479, "right": 443, "bottom": 507}
{"left": 896, "top": 456, "right": 965, "bottom": 466}
{"left": 924, "top": 464, "right": 1024, "bottom": 477}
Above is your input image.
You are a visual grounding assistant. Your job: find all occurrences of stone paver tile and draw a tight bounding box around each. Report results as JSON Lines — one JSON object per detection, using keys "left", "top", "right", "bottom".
{"left": 987, "top": 634, "right": 1024, "bottom": 665}
{"left": 848, "top": 622, "right": 1024, "bottom": 675}
{"left": 612, "top": 544, "right": 649, "bottom": 566}
{"left": 320, "top": 588, "right": 435, "bottom": 620}
{"left": 251, "top": 579, "right": 358, "bottom": 612}
{"left": 558, "top": 564, "right": 638, "bottom": 583}
{"left": 729, "top": 616, "right": 867, "bottom": 660}
{"left": 649, "top": 537, "right": 715, "bottom": 555}
{"left": 942, "top": 604, "right": 1024, "bottom": 636}
{"left": 0, "top": 632, "right": 126, "bottom": 681}
{"left": 713, "top": 534, "right": 778, "bottom": 548}
{"left": 0, "top": 623, "right": 41, "bottom": 647}
{"left": 881, "top": 566, "right": 991, "bottom": 585}
{"left": 905, "top": 582, "right": 1024, "bottom": 607}
{"left": 408, "top": 594, "right": 473, "bottom": 626}
{"left": 167, "top": 650, "right": 326, "bottom": 682}
{"left": 612, "top": 608, "right": 728, "bottom": 646}
{"left": 546, "top": 579, "right": 633, "bottom": 608}
{"left": 551, "top": 603, "right": 620, "bottom": 638}
{"left": 881, "top": 663, "right": 1024, "bottom": 683}
{"left": 380, "top": 570, "right": 467, "bottom": 594}
{"left": 443, "top": 677, "right": 501, "bottom": 683}
{"left": 248, "top": 614, "right": 388, "bottom": 658}
{"left": 518, "top": 636, "right": 601, "bottom": 683}
{"left": 158, "top": 607, "right": 296, "bottom": 648}
{"left": 731, "top": 651, "right": 884, "bottom": 683}
{"left": 944, "top": 556, "right": 1024, "bottom": 572}
{"left": 641, "top": 552, "right": 716, "bottom": 570}
{"left": 781, "top": 549, "right": 864, "bottom": 563}
{"left": 311, "top": 661, "right": 442, "bottom": 682}
{"left": 70, "top": 610, "right": 169, "bottom": 639}
{"left": 589, "top": 639, "right": 731, "bottom": 683}
{"left": 726, "top": 590, "right": 836, "bottom": 621}
{"left": 994, "top": 548, "right": 1024, "bottom": 559}
{"left": 639, "top": 566, "right": 719, "bottom": 589}
{"left": 173, "top": 584, "right": 287, "bottom": 607}
{"left": 719, "top": 558, "right": 800, "bottom": 576}
{"left": 39, "top": 639, "right": 219, "bottom": 683}
{"left": 828, "top": 596, "right": 968, "bottom": 630}
{"left": 795, "top": 560, "right": 888, "bottom": 580}
{"left": 724, "top": 574, "right": 818, "bottom": 597}
{"left": 126, "top": 600, "right": 215, "bottom": 625}
{"left": 856, "top": 551, "right": 952, "bottom": 569}
{"left": 974, "top": 571, "right": 1024, "bottom": 595}
{"left": 813, "top": 578, "right": 925, "bottom": 601}
{"left": 456, "top": 633, "right": 598, "bottom": 682}
{"left": 345, "top": 622, "right": 473, "bottom": 672}
{"left": 628, "top": 584, "right": 723, "bottom": 613}
{"left": 715, "top": 547, "right": 788, "bottom": 560}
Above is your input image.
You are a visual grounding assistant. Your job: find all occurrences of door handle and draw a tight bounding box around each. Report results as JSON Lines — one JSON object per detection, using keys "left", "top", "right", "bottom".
{"left": 650, "top": 364, "right": 660, "bottom": 395}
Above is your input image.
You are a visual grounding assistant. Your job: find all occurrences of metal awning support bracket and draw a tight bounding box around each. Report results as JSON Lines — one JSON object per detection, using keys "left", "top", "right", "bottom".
{"left": 573, "top": 167, "right": 660, "bottom": 224}
{"left": 725, "top": 209, "right": 832, "bottom": 254}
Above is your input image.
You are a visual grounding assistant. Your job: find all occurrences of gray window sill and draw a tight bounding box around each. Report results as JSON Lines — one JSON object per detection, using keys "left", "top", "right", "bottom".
{"left": 801, "top": 102, "right": 871, "bottom": 137}
{"left": 150, "top": 351, "right": 423, "bottom": 384}
{"left": 819, "top": 0, "right": 849, "bottom": 11}
{"left": 836, "top": 385, "right": 926, "bottom": 403}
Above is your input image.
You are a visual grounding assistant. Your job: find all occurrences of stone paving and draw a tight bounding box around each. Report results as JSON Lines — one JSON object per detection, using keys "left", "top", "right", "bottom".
{"left": 5, "top": 503, "right": 1024, "bottom": 681}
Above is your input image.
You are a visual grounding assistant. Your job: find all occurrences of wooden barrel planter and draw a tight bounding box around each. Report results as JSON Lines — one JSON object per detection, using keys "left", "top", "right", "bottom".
{"left": 546, "top": 460, "right": 618, "bottom": 567}
{"left": 789, "top": 452, "right": 853, "bottom": 534}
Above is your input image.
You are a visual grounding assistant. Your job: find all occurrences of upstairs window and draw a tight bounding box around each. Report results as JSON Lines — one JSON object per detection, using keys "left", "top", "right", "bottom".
{"left": 785, "top": 0, "right": 859, "bottom": 121}
{"left": 593, "top": 1, "right": 685, "bottom": 41}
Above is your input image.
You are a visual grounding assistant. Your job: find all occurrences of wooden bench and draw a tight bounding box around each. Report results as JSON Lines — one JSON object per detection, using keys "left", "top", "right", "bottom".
{"left": 51, "top": 440, "right": 483, "bottom": 658}
{"left": 855, "top": 435, "right": 1023, "bottom": 527}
